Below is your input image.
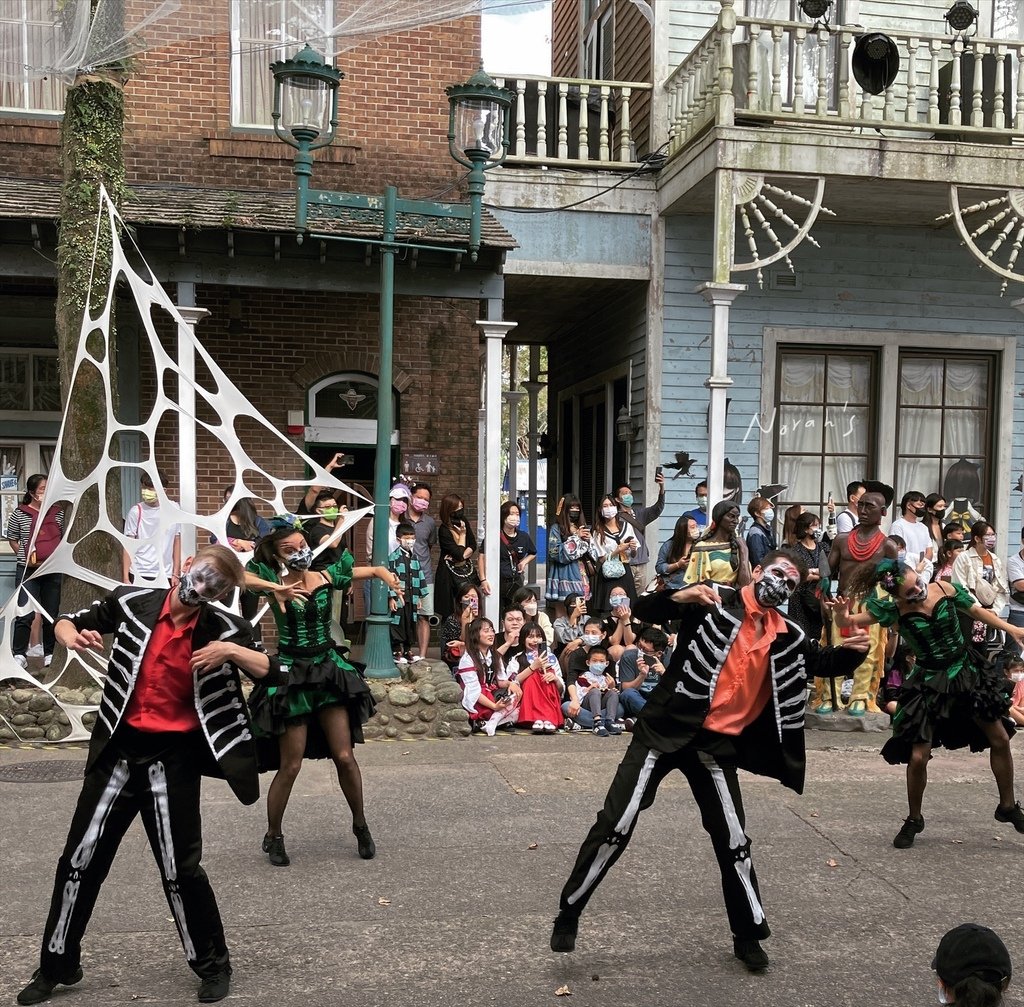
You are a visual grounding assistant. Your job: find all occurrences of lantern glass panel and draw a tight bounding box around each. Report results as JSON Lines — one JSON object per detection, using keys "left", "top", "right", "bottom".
{"left": 454, "top": 98, "right": 503, "bottom": 157}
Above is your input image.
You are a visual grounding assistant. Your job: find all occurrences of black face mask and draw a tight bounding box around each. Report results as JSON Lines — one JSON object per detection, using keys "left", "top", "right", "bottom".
{"left": 568, "top": 509, "right": 581, "bottom": 521}
{"left": 452, "top": 509, "right": 466, "bottom": 523}
{"left": 932, "top": 508, "right": 946, "bottom": 519}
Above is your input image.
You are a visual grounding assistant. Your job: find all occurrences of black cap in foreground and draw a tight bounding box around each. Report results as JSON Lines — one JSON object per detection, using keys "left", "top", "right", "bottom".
{"left": 932, "top": 924, "right": 1012, "bottom": 987}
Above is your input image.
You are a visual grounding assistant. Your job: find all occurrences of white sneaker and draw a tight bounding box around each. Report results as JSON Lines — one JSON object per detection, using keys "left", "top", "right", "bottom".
{"left": 394, "top": 656, "right": 409, "bottom": 666}
{"left": 43, "top": 655, "right": 53, "bottom": 667}
{"left": 409, "top": 655, "right": 424, "bottom": 663}
{"left": 14, "top": 654, "right": 27, "bottom": 669}
{"left": 532, "top": 720, "right": 545, "bottom": 734}
{"left": 26, "top": 644, "right": 43, "bottom": 658}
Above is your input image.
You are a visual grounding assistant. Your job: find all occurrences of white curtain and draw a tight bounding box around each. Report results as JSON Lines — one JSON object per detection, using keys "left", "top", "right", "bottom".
{"left": 234, "top": 0, "right": 333, "bottom": 128}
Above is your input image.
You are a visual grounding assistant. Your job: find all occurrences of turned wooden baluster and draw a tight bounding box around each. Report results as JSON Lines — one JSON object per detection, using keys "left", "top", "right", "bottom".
{"left": 618, "top": 87, "right": 633, "bottom": 161}
{"left": 557, "top": 81, "right": 568, "bottom": 159}
{"left": 536, "top": 79, "right": 548, "bottom": 158}
{"left": 905, "top": 38, "right": 918, "bottom": 124}
{"left": 578, "top": 82, "right": 590, "bottom": 160}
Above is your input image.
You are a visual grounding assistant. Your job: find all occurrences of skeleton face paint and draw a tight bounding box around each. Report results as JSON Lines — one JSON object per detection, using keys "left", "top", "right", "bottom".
{"left": 753, "top": 562, "right": 800, "bottom": 609}
{"left": 284, "top": 545, "right": 313, "bottom": 571}
{"left": 904, "top": 578, "right": 928, "bottom": 604}
{"left": 178, "top": 561, "right": 232, "bottom": 607}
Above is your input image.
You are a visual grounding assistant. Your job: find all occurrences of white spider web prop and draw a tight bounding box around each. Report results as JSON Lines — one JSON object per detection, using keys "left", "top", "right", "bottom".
{"left": 0, "top": 185, "right": 370, "bottom": 743}
{"left": 0, "top": 1, "right": 567, "bottom": 84}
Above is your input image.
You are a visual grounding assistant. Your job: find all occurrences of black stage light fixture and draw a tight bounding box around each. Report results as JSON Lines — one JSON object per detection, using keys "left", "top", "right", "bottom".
{"left": 944, "top": 1, "right": 979, "bottom": 35}
{"left": 852, "top": 33, "right": 900, "bottom": 94}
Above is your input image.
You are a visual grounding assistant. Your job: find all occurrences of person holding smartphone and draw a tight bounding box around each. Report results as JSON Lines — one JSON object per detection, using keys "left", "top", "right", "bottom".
{"left": 505, "top": 620, "right": 564, "bottom": 733}
{"left": 553, "top": 591, "right": 587, "bottom": 654}
{"left": 438, "top": 582, "right": 481, "bottom": 674}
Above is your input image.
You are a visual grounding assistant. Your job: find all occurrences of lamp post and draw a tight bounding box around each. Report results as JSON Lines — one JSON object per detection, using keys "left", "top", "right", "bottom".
{"left": 271, "top": 48, "right": 511, "bottom": 678}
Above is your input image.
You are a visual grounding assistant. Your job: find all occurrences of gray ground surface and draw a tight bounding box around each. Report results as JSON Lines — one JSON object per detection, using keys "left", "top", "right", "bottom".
{"left": 2, "top": 731, "right": 1023, "bottom": 1007}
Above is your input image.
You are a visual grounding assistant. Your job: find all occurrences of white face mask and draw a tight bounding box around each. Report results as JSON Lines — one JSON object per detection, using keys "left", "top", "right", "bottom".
{"left": 610, "top": 596, "right": 629, "bottom": 609}
{"left": 523, "top": 603, "right": 538, "bottom": 616}
{"left": 582, "top": 633, "right": 602, "bottom": 647}
{"left": 601, "top": 505, "right": 617, "bottom": 520}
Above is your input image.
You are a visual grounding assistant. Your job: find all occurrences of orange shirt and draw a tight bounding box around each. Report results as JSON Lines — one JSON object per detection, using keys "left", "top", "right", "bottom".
{"left": 703, "top": 583, "right": 787, "bottom": 736}
{"left": 124, "top": 592, "right": 201, "bottom": 733}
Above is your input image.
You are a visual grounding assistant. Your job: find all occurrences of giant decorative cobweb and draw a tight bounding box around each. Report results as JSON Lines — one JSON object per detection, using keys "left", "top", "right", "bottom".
{"left": 0, "top": 0, "right": 594, "bottom": 84}
{"left": 0, "top": 186, "right": 370, "bottom": 743}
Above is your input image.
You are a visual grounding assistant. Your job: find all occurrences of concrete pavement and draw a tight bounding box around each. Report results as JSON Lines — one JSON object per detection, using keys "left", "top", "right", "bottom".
{"left": 1, "top": 731, "right": 1023, "bottom": 1006}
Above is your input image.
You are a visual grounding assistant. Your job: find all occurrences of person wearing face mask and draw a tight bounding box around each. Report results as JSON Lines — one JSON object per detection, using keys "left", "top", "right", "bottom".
{"left": 602, "top": 587, "right": 637, "bottom": 665}
{"left": 745, "top": 496, "right": 777, "bottom": 570}
{"left": 511, "top": 586, "right": 554, "bottom": 646}
{"left": 386, "top": 522, "right": 429, "bottom": 665}
{"left": 244, "top": 525, "right": 400, "bottom": 869}
{"left": 122, "top": 470, "right": 182, "bottom": 586}
{"left": 567, "top": 645, "right": 621, "bottom": 737}
{"left": 615, "top": 472, "right": 666, "bottom": 595}
{"left": 837, "top": 558, "right": 1024, "bottom": 849}
{"left": 496, "top": 500, "right": 537, "bottom": 612}
{"left": 786, "top": 512, "right": 831, "bottom": 642}
{"left": 932, "top": 923, "right": 1012, "bottom": 1007}
{"left": 407, "top": 483, "right": 438, "bottom": 660}
{"left": 7, "top": 473, "right": 64, "bottom": 669}
{"left": 682, "top": 481, "right": 710, "bottom": 529}
{"left": 551, "top": 551, "right": 869, "bottom": 973}
{"left": 590, "top": 493, "right": 640, "bottom": 617}
{"left": 435, "top": 492, "right": 488, "bottom": 622}
{"left": 1005, "top": 527, "right": 1024, "bottom": 644}
{"left": 561, "top": 617, "right": 608, "bottom": 682}
{"left": 890, "top": 491, "right": 935, "bottom": 570}
{"left": 546, "top": 494, "right": 593, "bottom": 617}
{"left": 952, "top": 521, "right": 1011, "bottom": 662}
{"left": 364, "top": 482, "right": 413, "bottom": 613}
{"left": 16, "top": 545, "right": 274, "bottom": 1007}
{"left": 923, "top": 492, "right": 948, "bottom": 558}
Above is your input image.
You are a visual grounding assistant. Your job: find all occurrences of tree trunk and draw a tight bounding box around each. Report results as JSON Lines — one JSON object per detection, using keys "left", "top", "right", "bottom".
{"left": 53, "top": 64, "right": 128, "bottom": 684}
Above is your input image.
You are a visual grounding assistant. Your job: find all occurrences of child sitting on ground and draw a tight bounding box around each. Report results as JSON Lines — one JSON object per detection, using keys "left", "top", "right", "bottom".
{"left": 1006, "top": 655, "right": 1024, "bottom": 727}
{"left": 565, "top": 645, "right": 621, "bottom": 737}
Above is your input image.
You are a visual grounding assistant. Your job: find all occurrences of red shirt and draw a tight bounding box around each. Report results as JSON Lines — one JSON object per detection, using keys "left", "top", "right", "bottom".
{"left": 704, "top": 583, "right": 787, "bottom": 736}
{"left": 124, "top": 592, "right": 201, "bottom": 733}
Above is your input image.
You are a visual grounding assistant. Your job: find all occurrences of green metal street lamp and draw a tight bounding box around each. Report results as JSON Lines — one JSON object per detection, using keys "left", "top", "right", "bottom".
{"left": 446, "top": 67, "right": 513, "bottom": 261}
{"left": 271, "top": 48, "right": 511, "bottom": 679}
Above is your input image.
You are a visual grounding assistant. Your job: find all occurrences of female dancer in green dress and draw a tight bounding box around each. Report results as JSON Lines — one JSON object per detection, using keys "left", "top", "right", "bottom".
{"left": 837, "top": 558, "right": 1024, "bottom": 849}
{"left": 245, "top": 524, "right": 399, "bottom": 867}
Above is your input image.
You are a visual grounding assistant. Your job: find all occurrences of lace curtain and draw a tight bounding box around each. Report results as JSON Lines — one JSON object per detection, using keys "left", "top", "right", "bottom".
{"left": 897, "top": 358, "right": 987, "bottom": 502}
{"left": 775, "top": 353, "right": 870, "bottom": 510}
{"left": 0, "top": 1, "right": 64, "bottom": 111}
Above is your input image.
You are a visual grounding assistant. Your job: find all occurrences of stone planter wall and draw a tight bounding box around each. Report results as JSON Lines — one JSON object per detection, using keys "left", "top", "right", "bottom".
{"left": 0, "top": 662, "right": 468, "bottom": 744}
{"left": 0, "top": 686, "right": 100, "bottom": 741}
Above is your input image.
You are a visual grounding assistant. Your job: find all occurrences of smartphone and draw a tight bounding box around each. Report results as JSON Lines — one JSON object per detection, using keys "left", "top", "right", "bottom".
{"left": 827, "top": 490, "right": 834, "bottom": 505}
{"left": 656, "top": 465, "right": 663, "bottom": 477}
{"left": 341, "top": 453, "right": 355, "bottom": 466}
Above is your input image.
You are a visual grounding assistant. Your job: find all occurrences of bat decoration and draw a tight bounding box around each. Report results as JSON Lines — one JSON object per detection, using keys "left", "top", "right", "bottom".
{"left": 663, "top": 451, "right": 697, "bottom": 479}
{"left": 755, "top": 483, "right": 787, "bottom": 502}
{"left": 1016, "top": 474, "right": 1024, "bottom": 493}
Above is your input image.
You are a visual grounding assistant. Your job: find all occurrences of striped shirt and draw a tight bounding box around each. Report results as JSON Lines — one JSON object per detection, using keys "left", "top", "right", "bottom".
{"left": 5, "top": 505, "right": 64, "bottom": 564}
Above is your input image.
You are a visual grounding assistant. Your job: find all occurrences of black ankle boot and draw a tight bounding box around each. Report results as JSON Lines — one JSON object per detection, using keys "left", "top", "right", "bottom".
{"left": 733, "top": 938, "right": 769, "bottom": 972}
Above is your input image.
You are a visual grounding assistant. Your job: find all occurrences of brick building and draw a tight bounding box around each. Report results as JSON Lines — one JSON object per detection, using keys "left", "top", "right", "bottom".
{"left": 0, "top": 4, "right": 513, "bottom": 602}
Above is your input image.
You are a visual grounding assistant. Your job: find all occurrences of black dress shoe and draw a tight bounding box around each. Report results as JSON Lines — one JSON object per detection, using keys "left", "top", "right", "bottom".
{"left": 197, "top": 970, "right": 231, "bottom": 1003}
{"left": 550, "top": 912, "right": 579, "bottom": 953}
{"left": 733, "top": 938, "right": 769, "bottom": 972}
{"left": 17, "top": 966, "right": 84, "bottom": 1005}
{"left": 353, "top": 823, "right": 376, "bottom": 860}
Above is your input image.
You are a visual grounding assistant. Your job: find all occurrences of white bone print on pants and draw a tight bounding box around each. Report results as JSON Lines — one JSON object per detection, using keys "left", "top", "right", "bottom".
{"left": 48, "top": 759, "right": 130, "bottom": 954}
{"left": 149, "top": 761, "right": 197, "bottom": 960}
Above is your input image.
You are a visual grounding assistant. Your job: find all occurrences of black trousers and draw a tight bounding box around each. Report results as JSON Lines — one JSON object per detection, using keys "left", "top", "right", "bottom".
{"left": 558, "top": 735, "right": 771, "bottom": 941}
{"left": 13, "top": 566, "right": 61, "bottom": 657}
{"left": 38, "top": 728, "right": 230, "bottom": 980}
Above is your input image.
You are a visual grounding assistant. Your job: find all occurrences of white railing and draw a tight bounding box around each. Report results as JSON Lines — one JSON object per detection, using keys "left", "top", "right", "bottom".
{"left": 666, "top": 0, "right": 1024, "bottom": 156}
{"left": 493, "top": 73, "right": 653, "bottom": 169}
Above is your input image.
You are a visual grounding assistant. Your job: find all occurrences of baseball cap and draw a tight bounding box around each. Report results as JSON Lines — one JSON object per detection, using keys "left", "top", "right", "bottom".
{"left": 933, "top": 924, "right": 1011, "bottom": 987}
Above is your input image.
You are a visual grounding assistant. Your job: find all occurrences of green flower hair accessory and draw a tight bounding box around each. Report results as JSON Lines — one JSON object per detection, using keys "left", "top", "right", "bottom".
{"left": 876, "top": 558, "right": 908, "bottom": 595}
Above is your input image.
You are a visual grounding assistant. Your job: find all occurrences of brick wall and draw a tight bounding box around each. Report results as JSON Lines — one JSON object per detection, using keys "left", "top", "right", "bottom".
{"left": 136, "top": 283, "right": 482, "bottom": 531}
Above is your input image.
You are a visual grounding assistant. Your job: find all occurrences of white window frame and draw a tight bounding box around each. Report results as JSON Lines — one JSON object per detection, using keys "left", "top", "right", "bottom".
{"left": 0, "top": 0, "right": 64, "bottom": 115}
{"left": 583, "top": 6, "right": 613, "bottom": 80}
{"left": 0, "top": 439, "right": 56, "bottom": 555}
{"left": 0, "top": 347, "right": 60, "bottom": 418}
{"left": 229, "top": 0, "right": 335, "bottom": 130}
{"left": 757, "top": 327, "right": 1016, "bottom": 546}
{"left": 305, "top": 372, "right": 398, "bottom": 446}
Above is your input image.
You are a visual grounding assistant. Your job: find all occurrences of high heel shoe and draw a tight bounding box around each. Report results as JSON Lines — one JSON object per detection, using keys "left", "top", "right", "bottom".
{"left": 353, "top": 823, "right": 376, "bottom": 860}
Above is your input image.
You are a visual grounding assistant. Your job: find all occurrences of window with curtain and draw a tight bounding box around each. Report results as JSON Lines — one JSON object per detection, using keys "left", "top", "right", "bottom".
{"left": 773, "top": 349, "right": 875, "bottom": 515}
{"left": 0, "top": 349, "right": 60, "bottom": 411}
{"left": 230, "top": 0, "right": 334, "bottom": 129}
{"left": 0, "top": 0, "right": 65, "bottom": 113}
{"left": 896, "top": 354, "right": 994, "bottom": 513}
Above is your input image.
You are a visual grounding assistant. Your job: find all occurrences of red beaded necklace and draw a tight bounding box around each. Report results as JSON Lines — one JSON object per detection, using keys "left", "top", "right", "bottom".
{"left": 847, "top": 527, "right": 885, "bottom": 562}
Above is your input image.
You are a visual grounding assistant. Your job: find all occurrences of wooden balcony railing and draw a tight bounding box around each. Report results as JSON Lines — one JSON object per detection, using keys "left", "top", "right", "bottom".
{"left": 666, "top": 0, "right": 1024, "bottom": 156}
{"left": 493, "top": 73, "right": 652, "bottom": 169}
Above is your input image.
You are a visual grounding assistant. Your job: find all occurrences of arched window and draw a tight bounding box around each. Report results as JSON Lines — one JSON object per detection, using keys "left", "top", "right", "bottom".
{"left": 306, "top": 373, "right": 399, "bottom": 445}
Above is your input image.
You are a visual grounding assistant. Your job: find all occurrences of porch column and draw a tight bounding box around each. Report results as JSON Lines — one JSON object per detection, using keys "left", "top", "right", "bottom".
{"left": 699, "top": 168, "right": 745, "bottom": 511}
{"left": 175, "top": 284, "right": 209, "bottom": 560}
{"left": 523, "top": 346, "right": 544, "bottom": 587}
{"left": 506, "top": 345, "right": 521, "bottom": 501}
{"left": 478, "top": 319, "right": 517, "bottom": 627}
{"left": 698, "top": 283, "right": 745, "bottom": 511}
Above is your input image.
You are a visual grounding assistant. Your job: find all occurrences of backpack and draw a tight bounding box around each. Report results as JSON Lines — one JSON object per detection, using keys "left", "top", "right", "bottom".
{"left": 20, "top": 505, "right": 62, "bottom": 566}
